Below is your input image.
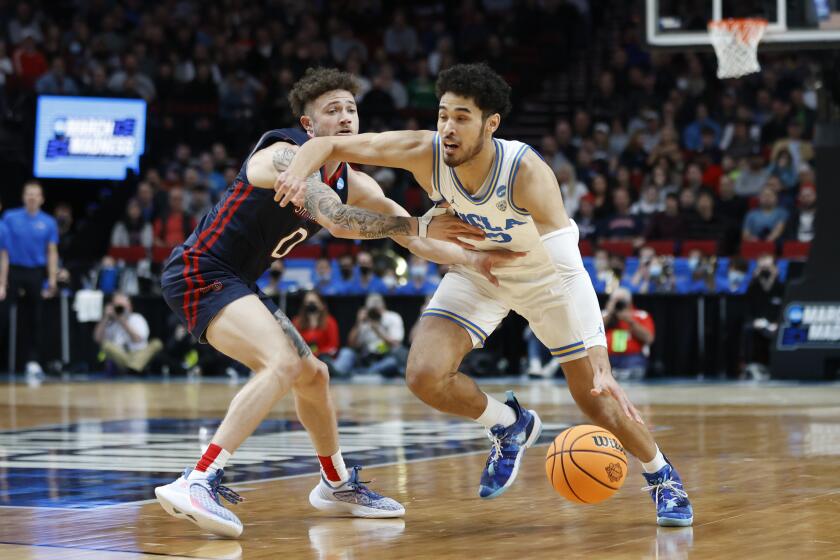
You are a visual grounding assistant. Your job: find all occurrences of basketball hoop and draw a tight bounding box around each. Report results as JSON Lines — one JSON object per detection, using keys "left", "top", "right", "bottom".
{"left": 708, "top": 18, "right": 768, "bottom": 79}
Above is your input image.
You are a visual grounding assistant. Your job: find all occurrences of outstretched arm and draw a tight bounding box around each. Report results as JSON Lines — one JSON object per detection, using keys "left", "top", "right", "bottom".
{"left": 247, "top": 142, "right": 483, "bottom": 243}
{"left": 274, "top": 130, "right": 435, "bottom": 207}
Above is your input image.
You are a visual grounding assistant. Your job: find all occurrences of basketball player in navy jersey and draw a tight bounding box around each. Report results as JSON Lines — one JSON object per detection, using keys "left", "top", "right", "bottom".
{"left": 154, "top": 68, "right": 520, "bottom": 537}
{"left": 276, "top": 64, "right": 693, "bottom": 527}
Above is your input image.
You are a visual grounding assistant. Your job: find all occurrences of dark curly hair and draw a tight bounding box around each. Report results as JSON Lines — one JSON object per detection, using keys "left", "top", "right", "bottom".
{"left": 288, "top": 67, "right": 359, "bottom": 118}
{"left": 435, "top": 63, "right": 512, "bottom": 119}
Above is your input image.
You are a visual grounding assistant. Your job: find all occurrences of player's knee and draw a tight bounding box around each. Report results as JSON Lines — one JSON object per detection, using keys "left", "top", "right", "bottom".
{"left": 297, "top": 360, "right": 330, "bottom": 390}
{"left": 263, "top": 353, "right": 305, "bottom": 384}
{"left": 405, "top": 361, "right": 446, "bottom": 397}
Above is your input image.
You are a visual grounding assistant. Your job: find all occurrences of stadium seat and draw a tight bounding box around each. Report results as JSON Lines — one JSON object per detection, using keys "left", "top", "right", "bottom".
{"left": 287, "top": 244, "right": 323, "bottom": 259}
{"left": 643, "top": 239, "right": 675, "bottom": 255}
{"left": 781, "top": 241, "right": 811, "bottom": 260}
{"left": 152, "top": 246, "right": 174, "bottom": 264}
{"left": 108, "top": 245, "right": 147, "bottom": 264}
{"left": 740, "top": 240, "right": 776, "bottom": 259}
{"left": 598, "top": 240, "right": 634, "bottom": 257}
{"left": 326, "top": 242, "right": 359, "bottom": 259}
{"left": 579, "top": 239, "right": 593, "bottom": 256}
{"left": 680, "top": 240, "right": 717, "bottom": 256}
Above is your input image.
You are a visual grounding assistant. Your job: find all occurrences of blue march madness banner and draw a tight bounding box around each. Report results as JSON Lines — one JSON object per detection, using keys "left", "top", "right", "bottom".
{"left": 778, "top": 302, "right": 840, "bottom": 350}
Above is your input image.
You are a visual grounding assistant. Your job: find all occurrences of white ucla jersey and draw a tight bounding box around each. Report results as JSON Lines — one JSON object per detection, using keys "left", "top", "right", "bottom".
{"left": 430, "top": 134, "right": 551, "bottom": 269}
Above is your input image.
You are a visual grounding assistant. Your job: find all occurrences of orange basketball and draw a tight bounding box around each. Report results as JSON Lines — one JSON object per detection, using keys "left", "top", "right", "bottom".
{"left": 545, "top": 424, "right": 627, "bottom": 504}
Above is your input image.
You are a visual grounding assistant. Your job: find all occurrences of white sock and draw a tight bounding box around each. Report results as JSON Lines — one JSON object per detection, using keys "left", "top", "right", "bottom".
{"left": 188, "top": 444, "right": 231, "bottom": 481}
{"left": 641, "top": 446, "right": 668, "bottom": 473}
{"left": 475, "top": 393, "right": 517, "bottom": 429}
{"left": 319, "top": 449, "right": 350, "bottom": 486}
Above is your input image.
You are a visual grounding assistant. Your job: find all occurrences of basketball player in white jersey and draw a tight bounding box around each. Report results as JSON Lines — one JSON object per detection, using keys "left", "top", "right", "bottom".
{"left": 275, "top": 63, "right": 693, "bottom": 526}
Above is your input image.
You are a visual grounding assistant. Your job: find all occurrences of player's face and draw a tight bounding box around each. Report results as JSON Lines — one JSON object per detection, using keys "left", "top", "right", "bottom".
{"left": 437, "top": 93, "right": 497, "bottom": 167}
{"left": 307, "top": 90, "right": 359, "bottom": 138}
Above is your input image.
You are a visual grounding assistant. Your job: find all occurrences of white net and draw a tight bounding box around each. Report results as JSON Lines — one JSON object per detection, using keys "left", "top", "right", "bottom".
{"left": 708, "top": 18, "right": 768, "bottom": 79}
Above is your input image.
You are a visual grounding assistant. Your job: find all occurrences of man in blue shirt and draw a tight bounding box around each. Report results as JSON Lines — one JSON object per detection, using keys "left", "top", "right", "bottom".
{"left": 0, "top": 181, "right": 59, "bottom": 375}
{"left": 742, "top": 187, "right": 789, "bottom": 242}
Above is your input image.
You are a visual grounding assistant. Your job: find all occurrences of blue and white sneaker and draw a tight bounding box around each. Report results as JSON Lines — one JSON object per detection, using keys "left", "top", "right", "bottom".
{"left": 309, "top": 465, "right": 405, "bottom": 518}
{"left": 479, "top": 391, "right": 543, "bottom": 499}
{"left": 155, "top": 468, "right": 244, "bottom": 538}
{"left": 642, "top": 462, "right": 694, "bottom": 527}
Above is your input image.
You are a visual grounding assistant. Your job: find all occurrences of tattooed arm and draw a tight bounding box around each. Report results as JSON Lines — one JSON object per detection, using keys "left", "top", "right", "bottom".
{"left": 246, "top": 142, "right": 484, "bottom": 243}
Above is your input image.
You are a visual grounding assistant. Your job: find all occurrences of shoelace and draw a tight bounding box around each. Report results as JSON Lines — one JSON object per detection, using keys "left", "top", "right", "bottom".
{"left": 207, "top": 476, "right": 244, "bottom": 505}
{"left": 335, "top": 466, "right": 382, "bottom": 499}
{"left": 487, "top": 431, "right": 504, "bottom": 466}
{"left": 641, "top": 479, "right": 688, "bottom": 504}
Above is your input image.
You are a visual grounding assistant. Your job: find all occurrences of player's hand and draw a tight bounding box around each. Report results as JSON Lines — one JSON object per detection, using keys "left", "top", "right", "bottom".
{"left": 468, "top": 249, "right": 527, "bottom": 287}
{"left": 273, "top": 171, "right": 307, "bottom": 208}
{"left": 590, "top": 362, "right": 644, "bottom": 424}
{"left": 42, "top": 281, "right": 57, "bottom": 299}
{"left": 426, "top": 215, "right": 485, "bottom": 248}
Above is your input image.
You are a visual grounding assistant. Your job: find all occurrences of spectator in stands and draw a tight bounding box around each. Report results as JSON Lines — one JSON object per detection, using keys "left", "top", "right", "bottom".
{"left": 313, "top": 257, "right": 343, "bottom": 295}
{"left": 761, "top": 97, "right": 791, "bottom": 145}
{"left": 742, "top": 255, "right": 784, "bottom": 379}
{"left": 717, "top": 175, "right": 748, "bottom": 226}
{"left": 111, "top": 198, "right": 153, "bottom": 249}
{"left": 631, "top": 184, "right": 664, "bottom": 223}
{"left": 12, "top": 32, "right": 47, "bottom": 90}
{"left": 344, "top": 251, "right": 387, "bottom": 294}
{"left": 35, "top": 57, "right": 79, "bottom": 94}
{"left": 261, "top": 260, "right": 296, "bottom": 296}
{"left": 735, "top": 149, "right": 772, "bottom": 198}
{"left": 683, "top": 103, "right": 721, "bottom": 152}
{"left": 554, "top": 119, "right": 578, "bottom": 164}
{"left": 769, "top": 147, "right": 798, "bottom": 192}
{"left": 716, "top": 256, "right": 751, "bottom": 294}
{"left": 645, "top": 192, "right": 685, "bottom": 240}
{"left": 383, "top": 10, "right": 418, "bottom": 59}
{"left": 8, "top": 3, "right": 43, "bottom": 45}
{"left": 292, "top": 290, "right": 339, "bottom": 361}
{"left": 786, "top": 184, "right": 817, "bottom": 243}
{"left": 677, "top": 250, "right": 716, "bottom": 294}
{"left": 540, "top": 134, "right": 567, "bottom": 174}
{"left": 575, "top": 194, "right": 598, "bottom": 241}
{"left": 1, "top": 181, "right": 58, "bottom": 378}
{"left": 602, "top": 287, "right": 655, "bottom": 379}
{"left": 396, "top": 256, "right": 437, "bottom": 296}
{"left": 333, "top": 293, "right": 406, "bottom": 378}
{"left": 557, "top": 163, "right": 588, "bottom": 217}
{"left": 590, "top": 174, "right": 612, "bottom": 220}
{"left": 136, "top": 181, "right": 157, "bottom": 223}
{"left": 743, "top": 187, "right": 789, "bottom": 243}
{"left": 646, "top": 126, "right": 682, "bottom": 170}
{"left": 683, "top": 162, "right": 705, "bottom": 193}
{"left": 599, "top": 188, "right": 641, "bottom": 240}
{"left": 187, "top": 184, "right": 213, "bottom": 219}
{"left": 627, "top": 247, "right": 674, "bottom": 294}
{"left": 687, "top": 190, "right": 734, "bottom": 252}
{"left": 108, "top": 53, "right": 156, "bottom": 101}
{"left": 93, "top": 291, "right": 162, "bottom": 374}
{"left": 619, "top": 129, "right": 648, "bottom": 172}
{"left": 771, "top": 120, "right": 814, "bottom": 171}
{"left": 722, "top": 119, "right": 758, "bottom": 160}
{"left": 153, "top": 187, "right": 195, "bottom": 248}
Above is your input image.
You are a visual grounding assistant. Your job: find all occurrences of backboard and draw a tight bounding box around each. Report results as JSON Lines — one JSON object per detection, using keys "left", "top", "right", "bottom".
{"left": 645, "top": 0, "right": 840, "bottom": 47}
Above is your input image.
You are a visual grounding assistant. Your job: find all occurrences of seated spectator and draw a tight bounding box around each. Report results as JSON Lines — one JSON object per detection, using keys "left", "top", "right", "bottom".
{"left": 645, "top": 193, "right": 686, "bottom": 240}
{"left": 771, "top": 120, "right": 814, "bottom": 171}
{"left": 734, "top": 150, "right": 771, "bottom": 198}
{"left": 93, "top": 292, "right": 162, "bottom": 374}
{"left": 575, "top": 194, "right": 598, "bottom": 241}
{"left": 722, "top": 119, "right": 758, "bottom": 160}
{"left": 188, "top": 184, "right": 213, "bottom": 219}
{"left": 769, "top": 148, "right": 798, "bottom": 192}
{"left": 343, "top": 251, "right": 387, "bottom": 294}
{"left": 676, "top": 250, "right": 716, "bottom": 294}
{"left": 153, "top": 187, "right": 195, "bottom": 247}
{"left": 683, "top": 103, "right": 721, "bottom": 152}
{"left": 602, "top": 287, "right": 655, "bottom": 379}
{"left": 110, "top": 198, "right": 153, "bottom": 248}
{"left": 598, "top": 188, "right": 641, "bottom": 239}
{"left": 626, "top": 247, "right": 674, "bottom": 294}
{"left": 631, "top": 184, "right": 663, "bottom": 223}
{"left": 292, "top": 290, "right": 339, "bottom": 360}
{"left": 313, "top": 257, "right": 344, "bottom": 295}
{"left": 333, "top": 294, "right": 406, "bottom": 378}
{"left": 261, "top": 260, "right": 297, "bottom": 295}
{"left": 786, "top": 184, "right": 816, "bottom": 242}
{"left": 716, "top": 257, "right": 751, "bottom": 294}
{"left": 742, "top": 255, "right": 784, "bottom": 379}
{"left": 717, "top": 175, "right": 748, "bottom": 226}
{"left": 396, "top": 256, "right": 438, "bottom": 295}
{"left": 742, "top": 187, "right": 789, "bottom": 242}
{"left": 35, "top": 57, "right": 79, "bottom": 94}
{"left": 589, "top": 174, "right": 612, "bottom": 220}
{"left": 686, "top": 190, "right": 735, "bottom": 252}
{"left": 558, "top": 163, "right": 588, "bottom": 217}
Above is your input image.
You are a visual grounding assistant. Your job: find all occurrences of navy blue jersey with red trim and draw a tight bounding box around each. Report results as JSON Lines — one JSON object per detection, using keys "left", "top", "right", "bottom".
{"left": 179, "top": 128, "right": 349, "bottom": 283}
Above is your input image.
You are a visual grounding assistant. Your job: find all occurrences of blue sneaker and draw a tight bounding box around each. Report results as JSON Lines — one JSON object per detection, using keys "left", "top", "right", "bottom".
{"left": 478, "top": 391, "right": 543, "bottom": 499}
{"left": 642, "top": 462, "right": 694, "bottom": 527}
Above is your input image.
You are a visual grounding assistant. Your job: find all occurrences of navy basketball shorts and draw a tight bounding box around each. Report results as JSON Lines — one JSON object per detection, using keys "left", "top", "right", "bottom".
{"left": 161, "top": 247, "right": 278, "bottom": 343}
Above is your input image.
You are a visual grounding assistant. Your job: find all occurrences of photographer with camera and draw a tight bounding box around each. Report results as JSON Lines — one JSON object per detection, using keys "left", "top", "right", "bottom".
{"left": 742, "top": 254, "right": 784, "bottom": 379}
{"left": 333, "top": 293, "right": 406, "bottom": 378}
{"left": 628, "top": 246, "right": 675, "bottom": 294}
{"left": 93, "top": 291, "right": 162, "bottom": 374}
{"left": 602, "top": 287, "right": 656, "bottom": 380}
{"left": 292, "top": 290, "right": 340, "bottom": 359}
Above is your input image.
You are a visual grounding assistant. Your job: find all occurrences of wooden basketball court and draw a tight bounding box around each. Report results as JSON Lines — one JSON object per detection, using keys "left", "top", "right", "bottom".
{"left": 1, "top": 379, "right": 839, "bottom": 559}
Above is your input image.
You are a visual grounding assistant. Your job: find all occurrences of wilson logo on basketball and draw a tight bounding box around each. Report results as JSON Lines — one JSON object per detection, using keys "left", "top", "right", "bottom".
{"left": 605, "top": 462, "right": 623, "bottom": 483}
{"left": 591, "top": 436, "right": 625, "bottom": 453}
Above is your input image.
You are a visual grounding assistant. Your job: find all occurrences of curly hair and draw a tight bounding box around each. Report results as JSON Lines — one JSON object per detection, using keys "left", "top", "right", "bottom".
{"left": 288, "top": 67, "right": 359, "bottom": 118}
{"left": 435, "top": 63, "right": 512, "bottom": 119}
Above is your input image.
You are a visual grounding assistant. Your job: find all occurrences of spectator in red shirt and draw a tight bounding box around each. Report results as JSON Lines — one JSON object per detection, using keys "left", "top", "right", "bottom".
{"left": 153, "top": 187, "right": 195, "bottom": 247}
{"left": 11, "top": 34, "right": 47, "bottom": 90}
{"left": 292, "top": 290, "right": 340, "bottom": 360}
{"left": 602, "top": 287, "right": 655, "bottom": 379}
